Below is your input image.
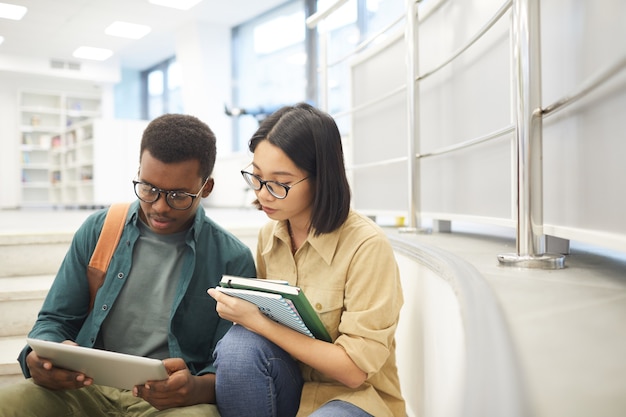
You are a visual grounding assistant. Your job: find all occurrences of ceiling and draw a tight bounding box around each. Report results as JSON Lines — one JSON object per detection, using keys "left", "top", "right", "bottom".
{"left": 0, "top": 0, "right": 287, "bottom": 69}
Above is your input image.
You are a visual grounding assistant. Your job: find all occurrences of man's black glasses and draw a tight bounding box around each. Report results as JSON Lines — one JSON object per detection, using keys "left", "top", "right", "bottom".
{"left": 133, "top": 177, "right": 209, "bottom": 210}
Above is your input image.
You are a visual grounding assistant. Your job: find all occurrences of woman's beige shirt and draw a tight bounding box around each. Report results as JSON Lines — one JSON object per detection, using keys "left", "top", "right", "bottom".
{"left": 256, "top": 210, "right": 406, "bottom": 417}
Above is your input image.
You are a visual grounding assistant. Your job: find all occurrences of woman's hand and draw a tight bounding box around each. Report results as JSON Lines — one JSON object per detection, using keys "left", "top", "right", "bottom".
{"left": 207, "top": 287, "right": 267, "bottom": 330}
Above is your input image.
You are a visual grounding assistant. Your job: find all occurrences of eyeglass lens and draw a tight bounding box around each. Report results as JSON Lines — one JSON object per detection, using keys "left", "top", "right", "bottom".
{"left": 134, "top": 182, "right": 194, "bottom": 210}
{"left": 242, "top": 172, "right": 288, "bottom": 199}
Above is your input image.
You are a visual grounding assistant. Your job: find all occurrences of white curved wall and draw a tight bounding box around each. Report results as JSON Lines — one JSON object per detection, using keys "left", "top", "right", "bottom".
{"left": 395, "top": 252, "right": 465, "bottom": 417}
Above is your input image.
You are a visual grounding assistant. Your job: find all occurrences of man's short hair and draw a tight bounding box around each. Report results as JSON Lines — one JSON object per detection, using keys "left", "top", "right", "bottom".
{"left": 140, "top": 114, "right": 217, "bottom": 180}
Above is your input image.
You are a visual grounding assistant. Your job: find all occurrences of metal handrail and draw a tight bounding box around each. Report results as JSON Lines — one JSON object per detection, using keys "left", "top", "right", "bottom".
{"left": 317, "top": 0, "right": 444, "bottom": 70}
{"left": 332, "top": 84, "right": 406, "bottom": 120}
{"left": 348, "top": 125, "right": 514, "bottom": 172}
{"left": 542, "top": 55, "right": 626, "bottom": 116}
{"left": 417, "top": 0, "right": 512, "bottom": 81}
{"left": 306, "top": 0, "right": 349, "bottom": 29}
{"left": 326, "top": 14, "right": 405, "bottom": 68}
{"left": 404, "top": 0, "right": 421, "bottom": 231}
{"left": 315, "top": 0, "right": 625, "bottom": 268}
{"left": 350, "top": 156, "right": 409, "bottom": 171}
{"left": 418, "top": 125, "right": 515, "bottom": 158}
{"left": 419, "top": 0, "right": 449, "bottom": 22}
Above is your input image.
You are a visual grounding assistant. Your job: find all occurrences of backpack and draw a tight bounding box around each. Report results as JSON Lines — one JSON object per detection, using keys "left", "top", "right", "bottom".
{"left": 86, "top": 203, "right": 130, "bottom": 311}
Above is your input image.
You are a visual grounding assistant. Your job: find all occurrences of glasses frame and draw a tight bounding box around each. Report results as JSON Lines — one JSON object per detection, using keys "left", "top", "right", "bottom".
{"left": 241, "top": 170, "right": 308, "bottom": 200}
{"left": 132, "top": 177, "right": 209, "bottom": 210}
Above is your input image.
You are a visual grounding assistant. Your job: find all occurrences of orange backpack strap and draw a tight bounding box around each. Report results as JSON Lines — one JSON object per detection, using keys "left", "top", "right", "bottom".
{"left": 87, "top": 202, "right": 130, "bottom": 311}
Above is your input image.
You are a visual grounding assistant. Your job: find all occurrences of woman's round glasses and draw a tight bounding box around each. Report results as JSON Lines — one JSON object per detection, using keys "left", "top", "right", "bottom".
{"left": 133, "top": 177, "right": 208, "bottom": 210}
{"left": 241, "top": 171, "right": 308, "bottom": 199}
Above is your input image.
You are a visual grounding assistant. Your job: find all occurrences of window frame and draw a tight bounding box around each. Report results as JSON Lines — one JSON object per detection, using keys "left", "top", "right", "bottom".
{"left": 140, "top": 56, "right": 178, "bottom": 120}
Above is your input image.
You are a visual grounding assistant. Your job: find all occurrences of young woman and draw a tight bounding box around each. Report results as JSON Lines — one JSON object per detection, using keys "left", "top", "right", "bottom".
{"left": 208, "top": 103, "right": 405, "bottom": 417}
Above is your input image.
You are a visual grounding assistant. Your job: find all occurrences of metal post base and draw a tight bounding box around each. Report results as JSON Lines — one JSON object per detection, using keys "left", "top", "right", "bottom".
{"left": 497, "top": 253, "right": 566, "bottom": 269}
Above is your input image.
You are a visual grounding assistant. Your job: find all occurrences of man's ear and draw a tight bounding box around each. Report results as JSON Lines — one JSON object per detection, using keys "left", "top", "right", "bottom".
{"left": 202, "top": 178, "right": 215, "bottom": 197}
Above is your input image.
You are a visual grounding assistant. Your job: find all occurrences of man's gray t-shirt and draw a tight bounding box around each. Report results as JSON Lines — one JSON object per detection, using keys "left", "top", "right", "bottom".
{"left": 98, "top": 219, "right": 187, "bottom": 359}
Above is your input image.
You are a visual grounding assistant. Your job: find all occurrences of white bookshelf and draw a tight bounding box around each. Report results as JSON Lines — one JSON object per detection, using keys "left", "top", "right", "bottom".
{"left": 19, "top": 90, "right": 101, "bottom": 207}
{"left": 48, "top": 118, "right": 147, "bottom": 207}
{"left": 50, "top": 120, "right": 96, "bottom": 205}
{"left": 18, "top": 90, "right": 148, "bottom": 207}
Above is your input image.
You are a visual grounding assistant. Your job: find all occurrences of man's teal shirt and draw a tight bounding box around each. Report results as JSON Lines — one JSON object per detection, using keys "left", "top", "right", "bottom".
{"left": 19, "top": 201, "right": 256, "bottom": 377}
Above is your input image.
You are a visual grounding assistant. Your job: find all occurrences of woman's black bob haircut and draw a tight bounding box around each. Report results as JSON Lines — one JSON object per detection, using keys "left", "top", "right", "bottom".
{"left": 249, "top": 102, "right": 351, "bottom": 235}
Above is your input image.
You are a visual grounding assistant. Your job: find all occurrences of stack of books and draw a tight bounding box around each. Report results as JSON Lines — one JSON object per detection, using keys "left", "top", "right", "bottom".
{"left": 216, "top": 275, "right": 332, "bottom": 342}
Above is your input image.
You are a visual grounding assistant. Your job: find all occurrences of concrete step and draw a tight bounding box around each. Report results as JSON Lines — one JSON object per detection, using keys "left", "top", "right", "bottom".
{"left": 0, "top": 275, "right": 53, "bottom": 337}
{"left": 0, "top": 230, "right": 64, "bottom": 388}
{"left": 0, "top": 275, "right": 53, "bottom": 387}
{"left": 0, "top": 232, "right": 72, "bottom": 278}
{"left": 0, "top": 336, "right": 26, "bottom": 387}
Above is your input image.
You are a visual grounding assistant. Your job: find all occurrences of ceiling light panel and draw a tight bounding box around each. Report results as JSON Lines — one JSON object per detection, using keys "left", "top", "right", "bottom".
{"left": 105, "top": 21, "right": 152, "bottom": 39}
{"left": 0, "top": 2, "right": 27, "bottom": 20}
{"left": 148, "top": 0, "right": 202, "bottom": 11}
{"left": 73, "top": 46, "right": 113, "bottom": 61}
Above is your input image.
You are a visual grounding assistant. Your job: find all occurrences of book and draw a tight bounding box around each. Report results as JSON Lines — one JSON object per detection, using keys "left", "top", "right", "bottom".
{"left": 216, "top": 287, "right": 313, "bottom": 337}
{"left": 217, "top": 275, "right": 332, "bottom": 342}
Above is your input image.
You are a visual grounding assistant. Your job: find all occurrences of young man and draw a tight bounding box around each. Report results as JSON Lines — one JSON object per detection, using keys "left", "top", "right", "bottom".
{"left": 0, "top": 114, "right": 255, "bottom": 416}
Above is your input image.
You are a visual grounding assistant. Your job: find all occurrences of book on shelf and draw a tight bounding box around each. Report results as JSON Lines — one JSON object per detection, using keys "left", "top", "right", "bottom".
{"left": 51, "top": 135, "right": 62, "bottom": 148}
{"left": 22, "top": 132, "right": 33, "bottom": 145}
{"left": 216, "top": 275, "right": 332, "bottom": 342}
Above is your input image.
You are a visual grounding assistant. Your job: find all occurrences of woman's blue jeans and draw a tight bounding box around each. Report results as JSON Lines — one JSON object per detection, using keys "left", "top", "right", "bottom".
{"left": 213, "top": 325, "right": 303, "bottom": 417}
{"left": 213, "top": 325, "right": 373, "bottom": 417}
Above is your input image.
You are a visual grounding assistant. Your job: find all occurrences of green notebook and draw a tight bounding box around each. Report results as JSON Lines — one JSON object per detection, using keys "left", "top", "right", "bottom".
{"left": 218, "top": 275, "right": 332, "bottom": 342}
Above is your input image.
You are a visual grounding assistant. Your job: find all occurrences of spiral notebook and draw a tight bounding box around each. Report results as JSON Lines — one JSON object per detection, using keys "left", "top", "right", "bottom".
{"left": 216, "top": 275, "right": 332, "bottom": 342}
{"left": 215, "top": 287, "right": 313, "bottom": 338}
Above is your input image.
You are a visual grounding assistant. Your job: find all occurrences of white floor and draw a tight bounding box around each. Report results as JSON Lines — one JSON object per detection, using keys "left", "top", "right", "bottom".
{"left": 392, "top": 225, "right": 626, "bottom": 417}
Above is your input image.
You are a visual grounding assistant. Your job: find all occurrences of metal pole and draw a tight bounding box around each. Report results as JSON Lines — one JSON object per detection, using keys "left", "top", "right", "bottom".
{"left": 318, "top": 24, "right": 329, "bottom": 111}
{"left": 400, "top": 0, "right": 422, "bottom": 233}
{"left": 498, "top": 0, "right": 564, "bottom": 269}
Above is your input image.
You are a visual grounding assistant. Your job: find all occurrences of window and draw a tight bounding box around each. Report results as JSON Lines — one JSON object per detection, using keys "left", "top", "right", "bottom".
{"left": 230, "top": 0, "right": 404, "bottom": 150}
{"left": 230, "top": 0, "right": 308, "bottom": 152}
{"left": 141, "top": 57, "right": 183, "bottom": 120}
{"left": 316, "top": 0, "right": 403, "bottom": 131}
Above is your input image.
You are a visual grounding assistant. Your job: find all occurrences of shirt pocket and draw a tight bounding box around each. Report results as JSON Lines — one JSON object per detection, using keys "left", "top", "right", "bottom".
{"left": 303, "top": 286, "right": 344, "bottom": 340}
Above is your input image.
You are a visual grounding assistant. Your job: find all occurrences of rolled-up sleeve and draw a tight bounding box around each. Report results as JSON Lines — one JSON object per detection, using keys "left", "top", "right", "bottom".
{"left": 335, "top": 235, "right": 402, "bottom": 376}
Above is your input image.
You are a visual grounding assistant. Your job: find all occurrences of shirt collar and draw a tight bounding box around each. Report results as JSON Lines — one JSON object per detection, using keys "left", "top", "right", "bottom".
{"left": 191, "top": 204, "right": 206, "bottom": 241}
{"left": 270, "top": 220, "right": 341, "bottom": 266}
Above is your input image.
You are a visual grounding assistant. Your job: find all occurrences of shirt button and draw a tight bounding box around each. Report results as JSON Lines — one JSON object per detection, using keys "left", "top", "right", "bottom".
{"left": 315, "top": 303, "right": 322, "bottom": 311}
{"left": 102, "top": 305, "right": 108, "bottom": 311}
{"left": 117, "top": 273, "right": 124, "bottom": 279}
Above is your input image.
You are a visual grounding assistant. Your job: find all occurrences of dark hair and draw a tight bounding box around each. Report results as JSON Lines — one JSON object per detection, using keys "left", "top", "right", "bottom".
{"left": 140, "top": 114, "right": 216, "bottom": 180}
{"left": 249, "top": 102, "right": 351, "bottom": 235}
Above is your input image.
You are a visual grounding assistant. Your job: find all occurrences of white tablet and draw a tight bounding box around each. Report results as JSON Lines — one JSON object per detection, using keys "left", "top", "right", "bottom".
{"left": 27, "top": 338, "right": 169, "bottom": 390}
